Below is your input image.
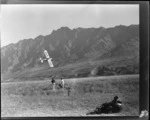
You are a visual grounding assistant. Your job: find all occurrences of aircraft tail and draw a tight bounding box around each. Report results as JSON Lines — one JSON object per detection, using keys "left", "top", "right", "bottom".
{"left": 40, "top": 58, "right": 43, "bottom": 63}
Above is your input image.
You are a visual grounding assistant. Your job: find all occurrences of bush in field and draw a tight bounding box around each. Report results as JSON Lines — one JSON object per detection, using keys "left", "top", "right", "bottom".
{"left": 90, "top": 66, "right": 115, "bottom": 76}
{"left": 90, "top": 67, "right": 99, "bottom": 76}
{"left": 90, "top": 65, "right": 139, "bottom": 77}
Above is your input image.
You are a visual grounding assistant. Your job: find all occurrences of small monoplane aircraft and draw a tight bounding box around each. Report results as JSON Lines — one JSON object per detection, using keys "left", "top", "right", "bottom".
{"left": 40, "top": 49, "right": 54, "bottom": 68}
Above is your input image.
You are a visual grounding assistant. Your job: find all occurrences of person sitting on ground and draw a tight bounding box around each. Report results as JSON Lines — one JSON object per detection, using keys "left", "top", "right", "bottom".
{"left": 109, "top": 96, "right": 122, "bottom": 112}
{"left": 87, "top": 96, "right": 122, "bottom": 115}
{"left": 101, "top": 96, "right": 122, "bottom": 113}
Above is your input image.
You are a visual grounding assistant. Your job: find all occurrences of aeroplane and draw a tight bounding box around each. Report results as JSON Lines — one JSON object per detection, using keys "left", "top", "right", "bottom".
{"left": 40, "top": 49, "right": 54, "bottom": 68}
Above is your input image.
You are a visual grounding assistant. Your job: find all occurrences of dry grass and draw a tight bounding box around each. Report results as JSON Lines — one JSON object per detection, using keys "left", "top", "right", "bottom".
{"left": 1, "top": 74, "right": 139, "bottom": 117}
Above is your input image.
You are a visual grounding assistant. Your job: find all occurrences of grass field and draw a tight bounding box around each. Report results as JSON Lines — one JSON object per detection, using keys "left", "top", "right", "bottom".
{"left": 1, "top": 74, "right": 139, "bottom": 117}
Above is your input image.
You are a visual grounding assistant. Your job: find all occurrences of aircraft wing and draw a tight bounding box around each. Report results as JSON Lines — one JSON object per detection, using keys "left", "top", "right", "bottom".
{"left": 48, "top": 58, "right": 54, "bottom": 67}
{"left": 44, "top": 50, "right": 50, "bottom": 59}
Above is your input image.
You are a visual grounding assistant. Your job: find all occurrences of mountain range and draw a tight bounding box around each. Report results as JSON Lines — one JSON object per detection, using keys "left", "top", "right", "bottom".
{"left": 1, "top": 24, "right": 139, "bottom": 81}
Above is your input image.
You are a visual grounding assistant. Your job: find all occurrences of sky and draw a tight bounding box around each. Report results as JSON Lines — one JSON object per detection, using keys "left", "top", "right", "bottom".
{"left": 1, "top": 4, "right": 139, "bottom": 47}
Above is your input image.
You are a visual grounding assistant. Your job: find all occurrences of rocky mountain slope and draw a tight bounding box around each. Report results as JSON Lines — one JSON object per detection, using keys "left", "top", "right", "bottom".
{"left": 1, "top": 25, "right": 139, "bottom": 77}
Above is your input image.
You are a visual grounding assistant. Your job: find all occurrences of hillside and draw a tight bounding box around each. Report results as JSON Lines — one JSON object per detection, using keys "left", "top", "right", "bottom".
{"left": 1, "top": 25, "right": 139, "bottom": 81}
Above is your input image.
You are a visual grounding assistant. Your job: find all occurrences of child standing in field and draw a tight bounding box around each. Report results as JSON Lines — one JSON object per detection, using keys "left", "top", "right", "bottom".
{"left": 61, "top": 78, "right": 65, "bottom": 88}
{"left": 51, "top": 77, "right": 56, "bottom": 91}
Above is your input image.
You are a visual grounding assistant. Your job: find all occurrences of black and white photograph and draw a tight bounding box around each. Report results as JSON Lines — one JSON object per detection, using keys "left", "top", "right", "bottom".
{"left": 1, "top": 4, "right": 140, "bottom": 117}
